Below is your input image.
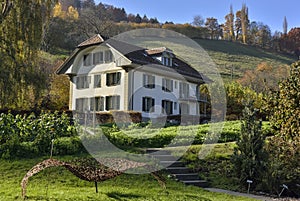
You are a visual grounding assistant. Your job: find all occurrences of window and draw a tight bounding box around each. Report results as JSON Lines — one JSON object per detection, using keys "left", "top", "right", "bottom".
{"left": 162, "top": 100, "right": 173, "bottom": 115}
{"left": 142, "top": 97, "right": 155, "bottom": 113}
{"left": 106, "top": 95, "right": 120, "bottom": 110}
{"left": 162, "top": 78, "right": 173, "bottom": 92}
{"left": 93, "top": 52, "right": 104, "bottom": 65}
{"left": 90, "top": 97, "right": 104, "bottom": 111}
{"left": 162, "top": 57, "right": 172, "bottom": 66}
{"left": 94, "top": 74, "right": 101, "bottom": 88}
{"left": 76, "top": 76, "right": 91, "bottom": 89}
{"left": 85, "top": 50, "right": 113, "bottom": 66}
{"left": 143, "top": 74, "right": 155, "bottom": 89}
{"left": 179, "top": 82, "right": 189, "bottom": 98}
{"left": 106, "top": 72, "right": 121, "bottom": 86}
{"left": 75, "top": 98, "right": 89, "bottom": 112}
{"left": 174, "top": 102, "right": 177, "bottom": 110}
{"left": 104, "top": 50, "right": 113, "bottom": 63}
{"left": 83, "top": 54, "right": 92, "bottom": 66}
{"left": 180, "top": 103, "right": 190, "bottom": 115}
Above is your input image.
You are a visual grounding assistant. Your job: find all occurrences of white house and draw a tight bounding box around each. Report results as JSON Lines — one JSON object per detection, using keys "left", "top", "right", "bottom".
{"left": 56, "top": 34, "right": 210, "bottom": 123}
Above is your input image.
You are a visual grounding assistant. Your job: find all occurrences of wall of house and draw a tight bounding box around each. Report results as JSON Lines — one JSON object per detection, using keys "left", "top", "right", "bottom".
{"left": 70, "top": 46, "right": 127, "bottom": 112}
{"left": 129, "top": 69, "right": 199, "bottom": 119}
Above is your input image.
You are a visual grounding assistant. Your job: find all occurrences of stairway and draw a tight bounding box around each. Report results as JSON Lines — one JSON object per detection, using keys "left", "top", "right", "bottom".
{"left": 146, "top": 148, "right": 209, "bottom": 188}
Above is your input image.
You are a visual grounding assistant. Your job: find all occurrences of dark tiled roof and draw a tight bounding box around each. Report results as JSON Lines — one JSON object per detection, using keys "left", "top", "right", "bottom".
{"left": 57, "top": 34, "right": 211, "bottom": 83}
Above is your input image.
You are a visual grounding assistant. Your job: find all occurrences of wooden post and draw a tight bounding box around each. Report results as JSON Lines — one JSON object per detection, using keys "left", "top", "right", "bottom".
{"left": 95, "top": 182, "right": 98, "bottom": 193}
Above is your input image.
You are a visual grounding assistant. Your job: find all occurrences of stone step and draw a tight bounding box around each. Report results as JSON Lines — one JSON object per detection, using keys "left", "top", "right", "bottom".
{"left": 151, "top": 154, "right": 177, "bottom": 161}
{"left": 174, "top": 173, "right": 200, "bottom": 181}
{"left": 165, "top": 167, "right": 192, "bottom": 174}
{"left": 145, "top": 148, "right": 209, "bottom": 188}
{"left": 183, "top": 180, "right": 209, "bottom": 188}
{"left": 160, "top": 161, "right": 185, "bottom": 167}
{"left": 146, "top": 148, "right": 170, "bottom": 155}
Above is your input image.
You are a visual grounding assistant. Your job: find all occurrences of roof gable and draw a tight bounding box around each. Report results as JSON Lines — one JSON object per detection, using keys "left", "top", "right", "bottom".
{"left": 77, "top": 34, "right": 105, "bottom": 48}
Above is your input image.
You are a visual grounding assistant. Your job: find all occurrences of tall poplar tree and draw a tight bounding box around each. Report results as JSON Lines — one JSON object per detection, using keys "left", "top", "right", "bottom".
{"left": 224, "top": 5, "right": 235, "bottom": 41}
{"left": 241, "top": 4, "right": 249, "bottom": 44}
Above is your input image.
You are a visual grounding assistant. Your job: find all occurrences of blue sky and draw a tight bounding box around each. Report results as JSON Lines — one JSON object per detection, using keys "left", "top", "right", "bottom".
{"left": 96, "top": 0, "right": 300, "bottom": 34}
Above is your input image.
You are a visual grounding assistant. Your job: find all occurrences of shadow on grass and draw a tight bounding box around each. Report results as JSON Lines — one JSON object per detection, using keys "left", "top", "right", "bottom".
{"left": 106, "top": 192, "right": 143, "bottom": 200}
{"left": 25, "top": 195, "right": 51, "bottom": 200}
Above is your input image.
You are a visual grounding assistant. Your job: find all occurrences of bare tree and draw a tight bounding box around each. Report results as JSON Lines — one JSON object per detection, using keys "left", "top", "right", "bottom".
{"left": 192, "top": 15, "right": 204, "bottom": 27}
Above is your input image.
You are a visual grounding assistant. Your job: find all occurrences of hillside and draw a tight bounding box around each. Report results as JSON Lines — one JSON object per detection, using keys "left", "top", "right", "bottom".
{"left": 194, "top": 39, "right": 296, "bottom": 80}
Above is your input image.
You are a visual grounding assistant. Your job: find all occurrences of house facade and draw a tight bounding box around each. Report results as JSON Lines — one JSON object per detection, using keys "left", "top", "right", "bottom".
{"left": 56, "top": 35, "right": 209, "bottom": 122}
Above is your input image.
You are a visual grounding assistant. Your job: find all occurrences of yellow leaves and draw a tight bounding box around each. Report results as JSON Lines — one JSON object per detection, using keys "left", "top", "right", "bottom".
{"left": 52, "top": 2, "right": 63, "bottom": 18}
{"left": 67, "top": 6, "right": 79, "bottom": 20}
{"left": 257, "top": 62, "right": 272, "bottom": 72}
{"left": 52, "top": 2, "right": 79, "bottom": 21}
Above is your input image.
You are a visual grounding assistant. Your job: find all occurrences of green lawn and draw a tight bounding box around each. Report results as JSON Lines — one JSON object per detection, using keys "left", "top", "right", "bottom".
{"left": 0, "top": 156, "right": 257, "bottom": 201}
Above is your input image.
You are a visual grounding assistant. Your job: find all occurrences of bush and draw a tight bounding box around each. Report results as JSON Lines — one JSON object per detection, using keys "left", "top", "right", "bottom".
{"left": 53, "top": 137, "right": 86, "bottom": 155}
{"left": 0, "top": 111, "right": 77, "bottom": 158}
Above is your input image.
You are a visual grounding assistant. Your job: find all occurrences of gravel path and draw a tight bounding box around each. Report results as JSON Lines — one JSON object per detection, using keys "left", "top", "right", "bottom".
{"left": 204, "top": 188, "right": 300, "bottom": 201}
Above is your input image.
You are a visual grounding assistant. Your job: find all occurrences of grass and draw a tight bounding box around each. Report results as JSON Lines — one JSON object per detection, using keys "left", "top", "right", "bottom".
{"left": 127, "top": 37, "right": 296, "bottom": 82}
{"left": 195, "top": 39, "right": 296, "bottom": 76}
{"left": 0, "top": 155, "right": 257, "bottom": 201}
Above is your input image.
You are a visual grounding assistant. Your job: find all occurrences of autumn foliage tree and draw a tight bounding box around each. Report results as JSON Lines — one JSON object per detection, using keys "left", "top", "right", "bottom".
{"left": 223, "top": 5, "right": 235, "bottom": 41}
{"left": 264, "top": 61, "right": 300, "bottom": 195}
{"left": 238, "top": 62, "right": 290, "bottom": 94}
{"left": 280, "top": 27, "right": 300, "bottom": 57}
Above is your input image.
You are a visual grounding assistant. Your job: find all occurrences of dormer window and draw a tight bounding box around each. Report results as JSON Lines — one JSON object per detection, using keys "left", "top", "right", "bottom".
{"left": 83, "top": 50, "right": 113, "bottom": 66}
{"left": 162, "top": 57, "right": 172, "bottom": 66}
{"left": 83, "top": 54, "right": 92, "bottom": 66}
{"left": 93, "top": 52, "right": 104, "bottom": 64}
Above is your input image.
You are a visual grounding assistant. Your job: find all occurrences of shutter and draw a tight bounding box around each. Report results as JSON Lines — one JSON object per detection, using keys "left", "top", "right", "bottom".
{"left": 143, "top": 74, "right": 146, "bottom": 87}
{"left": 142, "top": 97, "right": 145, "bottom": 111}
{"left": 152, "top": 76, "right": 155, "bottom": 88}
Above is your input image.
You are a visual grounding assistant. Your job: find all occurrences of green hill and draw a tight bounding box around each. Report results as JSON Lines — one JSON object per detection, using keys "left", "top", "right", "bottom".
{"left": 194, "top": 39, "right": 296, "bottom": 80}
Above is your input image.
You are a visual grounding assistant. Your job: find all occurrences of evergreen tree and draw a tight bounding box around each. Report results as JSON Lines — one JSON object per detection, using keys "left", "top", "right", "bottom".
{"left": 232, "top": 100, "right": 267, "bottom": 189}
{"left": 283, "top": 16, "right": 288, "bottom": 35}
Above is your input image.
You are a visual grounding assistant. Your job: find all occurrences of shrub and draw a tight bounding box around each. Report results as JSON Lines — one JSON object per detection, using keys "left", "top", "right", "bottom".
{"left": 53, "top": 137, "right": 86, "bottom": 155}
{"left": 231, "top": 101, "right": 268, "bottom": 190}
{"left": 0, "top": 111, "right": 77, "bottom": 158}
